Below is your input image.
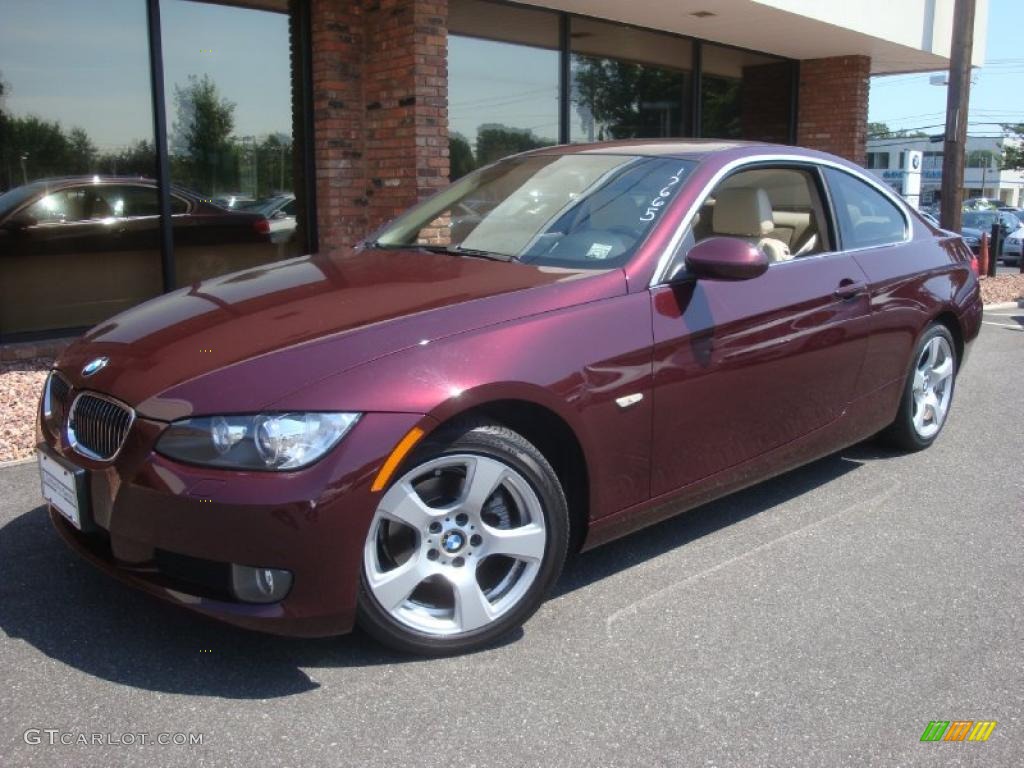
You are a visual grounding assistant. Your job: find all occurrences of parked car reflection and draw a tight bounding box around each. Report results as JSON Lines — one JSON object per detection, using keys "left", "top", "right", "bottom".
{"left": 241, "top": 193, "right": 296, "bottom": 244}
{"left": 0, "top": 176, "right": 279, "bottom": 334}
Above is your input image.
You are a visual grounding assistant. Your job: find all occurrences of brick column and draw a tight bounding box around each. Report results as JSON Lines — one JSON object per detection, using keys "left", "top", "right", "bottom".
{"left": 364, "top": 0, "right": 449, "bottom": 227}
{"left": 310, "top": 1, "right": 369, "bottom": 252}
{"left": 309, "top": 0, "right": 449, "bottom": 253}
{"left": 796, "top": 55, "right": 871, "bottom": 163}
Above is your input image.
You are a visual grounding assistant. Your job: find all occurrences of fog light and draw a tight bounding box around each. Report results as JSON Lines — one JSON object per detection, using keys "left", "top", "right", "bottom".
{"left": 230, "top": 564, "right": 293, "bottom": 603}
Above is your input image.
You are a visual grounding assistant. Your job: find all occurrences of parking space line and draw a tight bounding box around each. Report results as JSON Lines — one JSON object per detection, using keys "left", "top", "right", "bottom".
{"left": 982, "top": 321, "right": 1024, "bottom": 331}
{"left": 605, "top": 483, "right": 900, "bottom": 637}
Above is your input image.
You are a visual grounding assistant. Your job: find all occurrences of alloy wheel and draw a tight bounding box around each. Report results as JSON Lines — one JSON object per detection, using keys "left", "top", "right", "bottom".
{"left": 911, "top": 335, "right": 954, "bottom": 439}
{"left": 363, "top": 454, "right": 548, "bottom": 637}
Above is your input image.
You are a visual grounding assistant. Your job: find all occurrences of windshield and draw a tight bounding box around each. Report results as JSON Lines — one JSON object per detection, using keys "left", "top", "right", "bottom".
{"left": 373, "top": 154, "right": 697, "bottom": 269}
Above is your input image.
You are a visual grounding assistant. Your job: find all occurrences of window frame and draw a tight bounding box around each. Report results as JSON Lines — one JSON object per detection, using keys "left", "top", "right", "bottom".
{"left": 660, "top": 161, "right": 839, "bottom": 281}
{"left": 822, "top": 166, "right": 913, "bottom": 253}
{"left": 650, "top": 154, "right": 912, "bottom": 287}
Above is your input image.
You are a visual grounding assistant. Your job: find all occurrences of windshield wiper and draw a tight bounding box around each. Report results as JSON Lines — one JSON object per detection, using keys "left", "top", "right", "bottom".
{"left": 368, "top": 241, "right": 513, "bottom": 262}
{"left": 419, "top": 244, "right": 513, "bottom": 262}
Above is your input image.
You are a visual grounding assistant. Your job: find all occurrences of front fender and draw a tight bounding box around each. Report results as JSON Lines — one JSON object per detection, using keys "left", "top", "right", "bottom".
{"left": 269, "top": 290, "right": 656, "bottom": 520}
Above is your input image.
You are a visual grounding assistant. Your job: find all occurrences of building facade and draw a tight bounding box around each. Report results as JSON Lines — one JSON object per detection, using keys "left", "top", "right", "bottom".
{"left": 867, "top": 135, "right": 1024, "bottom": 209}
{"left": 0, "top": 0, "right": 989, "bottom": 341}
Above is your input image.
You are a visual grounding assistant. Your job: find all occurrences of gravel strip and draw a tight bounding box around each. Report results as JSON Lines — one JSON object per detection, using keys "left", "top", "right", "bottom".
{"left": 0, "top": 358, "right": 51, "bottom": 462}
{"left": 980, "top": 273, "right": 1024, "bottom": 305}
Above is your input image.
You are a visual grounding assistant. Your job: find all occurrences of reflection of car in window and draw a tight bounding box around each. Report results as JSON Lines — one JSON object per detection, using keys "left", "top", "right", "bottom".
{"left": 0, "top": 177, "right": 277, "bottom": 332}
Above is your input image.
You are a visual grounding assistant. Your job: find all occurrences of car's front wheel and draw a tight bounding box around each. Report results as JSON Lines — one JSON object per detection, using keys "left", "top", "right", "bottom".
{"left": 882, "top": 323, "right": 957, "bottom": 451}
{"left": 357, "top": 421, "right": 569, "bottom": 656}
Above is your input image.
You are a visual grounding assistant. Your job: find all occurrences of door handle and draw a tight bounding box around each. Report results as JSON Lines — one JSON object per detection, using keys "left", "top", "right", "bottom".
{"left": 833, "top": 280, "right": 867, "bottom": 300}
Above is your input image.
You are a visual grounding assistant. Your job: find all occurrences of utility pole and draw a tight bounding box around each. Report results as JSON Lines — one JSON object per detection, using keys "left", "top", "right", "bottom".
{"left": 939, "top": 0, "right": 977, "bottom": 232}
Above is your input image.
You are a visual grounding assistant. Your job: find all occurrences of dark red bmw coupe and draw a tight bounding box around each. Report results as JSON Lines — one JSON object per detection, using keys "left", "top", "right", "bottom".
{"left": 37, "top": 141, "right": 981, "bottom": 655}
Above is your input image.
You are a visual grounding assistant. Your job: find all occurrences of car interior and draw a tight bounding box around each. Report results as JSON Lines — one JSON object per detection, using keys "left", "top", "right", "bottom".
{"left": 667, "top": 166, "right": 832, "bottom": 279}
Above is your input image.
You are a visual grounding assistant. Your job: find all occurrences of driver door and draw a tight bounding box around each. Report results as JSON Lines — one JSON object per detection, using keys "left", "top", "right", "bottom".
{"left": 649, "top": 163, "right": 872, "bottom": 497}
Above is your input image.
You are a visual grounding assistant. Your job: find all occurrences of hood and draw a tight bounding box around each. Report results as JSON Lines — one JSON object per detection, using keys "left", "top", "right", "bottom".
{"left": 57, "top": 248, "right": 623, "bottom": 419}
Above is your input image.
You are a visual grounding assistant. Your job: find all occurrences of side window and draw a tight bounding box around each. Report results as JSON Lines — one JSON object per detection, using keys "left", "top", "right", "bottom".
{"left": 824, "top": 168, "right": 906, "bottom": 249}
{"left": 25, "top": 188, "right": 92, "bottom": 223}
{"left": 94, "top": 186, "right": 158, "bottom": 217}
{"left": 666, "top": 165, "right": 831, "bottom": 279}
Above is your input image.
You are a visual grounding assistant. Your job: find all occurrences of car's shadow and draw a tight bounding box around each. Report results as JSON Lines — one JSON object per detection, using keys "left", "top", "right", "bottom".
{"left": 0, "top": 442, "right": 892, "bottom": 699}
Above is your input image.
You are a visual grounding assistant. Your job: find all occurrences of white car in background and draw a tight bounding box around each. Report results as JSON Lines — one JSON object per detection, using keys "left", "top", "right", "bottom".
{"left": 961, "top": 209, "right": 1024, "bottom": 265}
{"left": 243, "top": 193, "right": 297, "bottom": 244}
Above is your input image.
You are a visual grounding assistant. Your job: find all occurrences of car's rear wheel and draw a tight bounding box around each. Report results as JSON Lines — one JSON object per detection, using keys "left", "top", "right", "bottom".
{"left": 357, "top": 422, "right": 569, "bottom": 656}
{"left": 882, "top": 323, "right": 957, "bottom": 451}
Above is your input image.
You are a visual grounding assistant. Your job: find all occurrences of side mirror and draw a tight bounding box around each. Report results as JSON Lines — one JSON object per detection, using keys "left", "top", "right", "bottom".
{"left": 684, "top": 237, "right": 770, "bottom": 281}
{"left": 3, "top": 212, "right": 38, "bottom": 231}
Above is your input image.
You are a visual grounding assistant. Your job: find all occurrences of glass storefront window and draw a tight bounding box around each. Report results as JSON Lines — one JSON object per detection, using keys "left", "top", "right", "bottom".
{"left": 0, "top": 0, "right": 160, "bottom": 335}
{"left": 701, "top": 43, "right": 792, "bottom": 142}
{"left": 161, "top": 0, "right": 299, "bottom": 284}
{"left": 449, "top": 0, "right": 560, "bottom": 180}
{"left": 570, "top": 18, "right": 693, "bottom": 143}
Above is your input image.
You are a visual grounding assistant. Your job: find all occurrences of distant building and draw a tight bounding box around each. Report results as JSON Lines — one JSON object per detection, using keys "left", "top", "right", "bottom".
{"left": 865, "top": 135, "right": 1024, "bottom": 208}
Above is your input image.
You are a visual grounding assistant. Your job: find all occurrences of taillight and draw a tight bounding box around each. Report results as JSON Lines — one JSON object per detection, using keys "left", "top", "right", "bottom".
{"left": 970, "top": 255, "right": 980, "bottom": 276}
{"left": 253, "top": 218, "right": 271, "bottom": 235}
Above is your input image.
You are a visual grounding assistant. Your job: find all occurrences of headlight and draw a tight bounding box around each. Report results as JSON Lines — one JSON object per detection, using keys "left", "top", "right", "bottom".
{"left": 155, "top": 412, "right": 360, "bottom": 470}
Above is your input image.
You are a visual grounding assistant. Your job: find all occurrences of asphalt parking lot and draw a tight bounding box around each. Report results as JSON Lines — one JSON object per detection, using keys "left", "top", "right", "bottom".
{"left": 1, "top": 310, "right": 1022, "bottom": 768}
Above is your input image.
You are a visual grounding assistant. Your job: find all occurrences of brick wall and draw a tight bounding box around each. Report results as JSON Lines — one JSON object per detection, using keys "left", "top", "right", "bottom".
{"left": 796, "top": 56, "right": 871, "bottom": 163}
{"left": 309, "top": 0, "right": 449, "bottom": 252}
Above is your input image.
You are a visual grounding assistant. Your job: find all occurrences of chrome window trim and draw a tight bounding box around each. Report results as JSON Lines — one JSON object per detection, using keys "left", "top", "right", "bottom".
{"left": 649, "top": 154, "right": 913, "bottom": 287}
{"left": 67, "top": 391, "right": 136, "bottom": 462}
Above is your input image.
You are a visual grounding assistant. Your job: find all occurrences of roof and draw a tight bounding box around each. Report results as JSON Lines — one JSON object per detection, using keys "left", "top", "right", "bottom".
{"left": 525, "top": 139, "right": 832, "bottom": 162}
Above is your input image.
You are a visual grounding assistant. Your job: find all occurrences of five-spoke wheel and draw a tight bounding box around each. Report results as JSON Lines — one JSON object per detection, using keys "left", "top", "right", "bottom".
{"left": 358, "top": 423, "right": 568, "bottom": 655}
{"left": 883, "top": 323, "right": 958, "bottom": 451}
{"left": 911, "top": 334, "right": 954, "bottom": 439}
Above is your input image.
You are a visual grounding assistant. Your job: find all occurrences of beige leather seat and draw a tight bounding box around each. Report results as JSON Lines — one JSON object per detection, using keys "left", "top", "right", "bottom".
{"left": 712, "top": 187, "right": 792, "bottom": 262}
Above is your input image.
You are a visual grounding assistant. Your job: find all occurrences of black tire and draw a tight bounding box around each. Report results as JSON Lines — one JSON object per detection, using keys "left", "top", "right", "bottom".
{"left": 880, "top": 323, "right": 957, "bottom": 452}
{"left": 357, "top": 420, "right": 569, "bottom": 656}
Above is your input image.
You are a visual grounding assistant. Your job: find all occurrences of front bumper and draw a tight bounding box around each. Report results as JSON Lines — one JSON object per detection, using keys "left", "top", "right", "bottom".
{"left": 41, "top": 410, "right": 429, "bottom": 637}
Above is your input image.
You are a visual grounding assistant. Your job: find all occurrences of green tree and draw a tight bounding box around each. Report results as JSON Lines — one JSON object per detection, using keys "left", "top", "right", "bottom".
{"left": 449, "top": 133, "right": 475, "bottom": 180}
{"left": 171, "top": 74, "right": 237, "bottom": 194}
{"left": 254, "top": 132, "right": 293, "bottom": 198}
{"left": 868, "top": 121, "right": 893, "bottom": 139}
{"left": 867, "top": 121, "right": 929, "bottom": 140}
{"left": 573, "top": 56, "right": 686, "bottom": 140}
{"left": 97, "top": 139, "right": 156, "bottom": 178}
{"left": 1001, "top": 125, "right": 1024, "bottom": 170}
{"left": 2, "top": 115, "right": 74, "bottom": 184}
{"left": 475, "top": 124, "right": 549, "bottom": 166}
{"left": 700, "top": 76, "right": 741, "bottom": 139}
{"left": 67, "top": 127, "right": 97, "bottom": 174}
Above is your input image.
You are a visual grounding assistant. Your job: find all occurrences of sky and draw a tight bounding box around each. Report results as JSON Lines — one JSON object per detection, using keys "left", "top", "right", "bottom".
{"left": 868, "top": 0, "right": 1023, "bottom": 139}
{"left": 0, "top": 0, "right": 292, "bottom": 150}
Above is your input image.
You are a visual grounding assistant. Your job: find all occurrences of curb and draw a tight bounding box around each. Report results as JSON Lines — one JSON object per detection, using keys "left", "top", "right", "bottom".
{"left": 983, "top": 301, "right": 1023, "bottom": 310}
{"left": 0, "top": 457, "right": 35, "bottom": 469}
